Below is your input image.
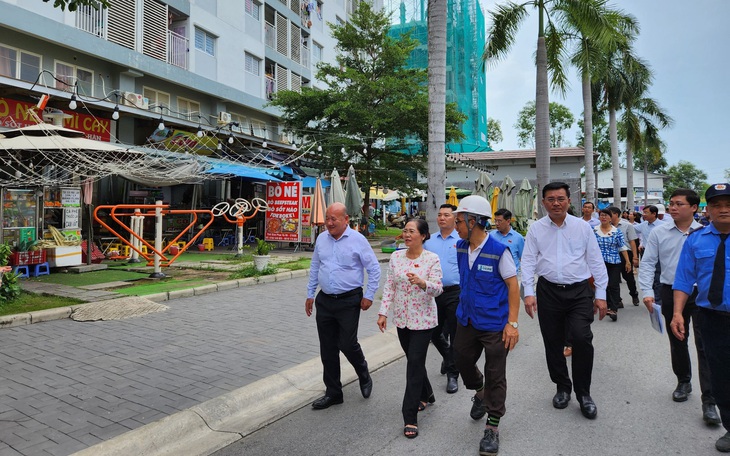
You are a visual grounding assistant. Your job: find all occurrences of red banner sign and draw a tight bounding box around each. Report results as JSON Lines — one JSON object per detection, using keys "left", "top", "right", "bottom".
{"left": 301, "top": 195, "right": 312, "bottom": 244}
{"left": 0, "top": 97, "right": 111, "bottom": 141}
{"left": 265, "top": 181, "right": 302, "bottom": 242}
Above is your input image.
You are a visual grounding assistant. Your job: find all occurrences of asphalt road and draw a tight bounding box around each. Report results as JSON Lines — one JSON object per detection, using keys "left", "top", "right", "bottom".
{"left": 212, "top": 288, "right": 723, "bottom": 456}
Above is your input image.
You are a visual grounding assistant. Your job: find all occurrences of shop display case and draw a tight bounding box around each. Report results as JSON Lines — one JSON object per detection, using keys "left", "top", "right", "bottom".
{"left": 1, "top": 188, "right": 39, "bottom": 248}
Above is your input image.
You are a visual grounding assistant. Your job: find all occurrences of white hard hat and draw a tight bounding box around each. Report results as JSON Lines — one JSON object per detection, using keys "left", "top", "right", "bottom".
{"left": 655, "top": 204, "right": 666, "bottom": 214}
{"left": 454, "top": 195, "right": 492, "bottom": 218}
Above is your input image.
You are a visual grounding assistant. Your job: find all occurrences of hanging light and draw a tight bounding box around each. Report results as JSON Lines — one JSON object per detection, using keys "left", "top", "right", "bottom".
{"left": 196, "top": 126, "right": 204, "bottom": 137}
{"left": 157, "top": 116, "right": 165, "bottom": 131}
{"left": 68, "top": 94, "right": 77, "bottom": 110}
{"left": 217, "top": 142, "right": 223, "bottom": 150}
{"left": 262, "top": 140, "right": 268, "bottom": 148}
{"left": 111, "top": 105, "right": 120, "bottom": 120}
{"left": 317, "top": 145, "right": 323, "bottom": 152}
{"left": 341, "top": 147, "right": 345, "bottom": 154}
{"left": 228, "top": 135, "right": 234, "bottom": 144}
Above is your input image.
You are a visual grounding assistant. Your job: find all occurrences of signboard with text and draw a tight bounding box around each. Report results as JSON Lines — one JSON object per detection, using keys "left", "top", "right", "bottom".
{"left": 265, "top": 181, "right": 302, "bottom": 242}
{"left": 301, "top": 195, "right": 312, "bottom": 244}
{"left": 0, "top": 97, "right": 111, "bottom": 141}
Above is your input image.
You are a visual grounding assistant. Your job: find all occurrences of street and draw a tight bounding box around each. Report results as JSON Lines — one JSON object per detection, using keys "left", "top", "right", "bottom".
{"left": 213, "top": 290, "right": 721, "bottom": 456}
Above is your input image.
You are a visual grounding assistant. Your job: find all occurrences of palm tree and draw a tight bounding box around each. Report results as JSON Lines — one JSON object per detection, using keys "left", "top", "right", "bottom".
{"left": 557, "top": 0, "right": 637, "bottom": 203}
{"left": 427, "top": 0, "right": 447, "bottom": 231}
{"left": 484, "top": 0, "right": 631, "bottom": 213}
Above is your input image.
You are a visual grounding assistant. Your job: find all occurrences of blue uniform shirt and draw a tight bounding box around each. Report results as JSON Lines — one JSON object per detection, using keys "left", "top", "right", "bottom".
{"left": 673, "top": 223, "right": 730, "bottom": 312}
{"left": 424, "top": 229, "right": 460, "bottom": 286}
{"left": 490, "top": 227, "right": 525, "bottom": 272}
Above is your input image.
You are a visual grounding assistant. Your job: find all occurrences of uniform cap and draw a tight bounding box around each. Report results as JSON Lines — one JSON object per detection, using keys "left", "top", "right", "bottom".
{"left": 705, "top": 183, "right": 730, "bottom": 201}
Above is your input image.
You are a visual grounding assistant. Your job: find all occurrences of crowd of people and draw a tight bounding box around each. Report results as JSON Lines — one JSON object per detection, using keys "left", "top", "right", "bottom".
{"left": 303, "top": 182, "right": 730, "bottom": 455}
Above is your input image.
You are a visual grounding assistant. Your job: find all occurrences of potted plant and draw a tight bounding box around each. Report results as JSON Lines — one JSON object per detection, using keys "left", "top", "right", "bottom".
{"left": 252, "top": 238, "right": 274, "bottom": 271}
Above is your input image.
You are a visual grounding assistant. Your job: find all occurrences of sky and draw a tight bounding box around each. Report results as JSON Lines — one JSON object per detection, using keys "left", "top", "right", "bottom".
{"left": 480, "top": 0, "right": 729, "bottom": 185}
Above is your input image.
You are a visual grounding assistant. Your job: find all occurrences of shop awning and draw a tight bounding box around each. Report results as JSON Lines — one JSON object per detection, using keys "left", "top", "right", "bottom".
{"left": 204, "top": 162, "right": 281, "bottom": 181}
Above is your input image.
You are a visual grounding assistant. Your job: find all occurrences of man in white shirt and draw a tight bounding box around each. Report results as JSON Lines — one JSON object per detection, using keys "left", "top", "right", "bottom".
{"left": 581, "top": 202, "right": 600, "bottom": 228}
{"left": 522, "top": 182, "right": 608, "bottom": 420}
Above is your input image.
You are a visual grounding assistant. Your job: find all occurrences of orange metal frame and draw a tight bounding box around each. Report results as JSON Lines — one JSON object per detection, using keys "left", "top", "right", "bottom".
{"left": 93, "top": 204, "right": 215, "bottom": 267}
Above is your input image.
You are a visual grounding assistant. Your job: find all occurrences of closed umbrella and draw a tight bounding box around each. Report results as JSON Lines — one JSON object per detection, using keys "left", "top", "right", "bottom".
{"left": 329, "top": 169, "right": 346, "bottom": 205}
{"left": 310, "top": 177, "right": 326, "bottom": 243}
{"left": 447, "top": 186, "right": 459, "bottom": 206}
{"left": 514, "top": 178, "right": 533, "bottom": 232}
{"left": 491, "top": 186, "right": 501, "bottom": 217}
{"left": 344, "top": 165, "right": 363, "bottom": 224}
{"left": 473, "top": 172, "right": 492, "bottom": 198}
{"left": 499, "top": 175, "right": 516, "bottom": 212}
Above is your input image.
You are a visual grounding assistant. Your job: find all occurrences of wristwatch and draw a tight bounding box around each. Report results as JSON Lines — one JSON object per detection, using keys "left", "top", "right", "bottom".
{"left": 508, "top": 321, "right": 519, "bottom": 329}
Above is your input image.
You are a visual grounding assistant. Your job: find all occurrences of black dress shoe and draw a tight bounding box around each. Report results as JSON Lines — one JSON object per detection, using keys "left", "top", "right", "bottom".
{"left": 360, "top": 374, "right": 373, "bottom": 398}
{"left": 446, "top": 375, "right": 459, "bottom": 394}
{"left": 312, "top": 395, "right": 343, "bottom": 409}
{"left": 552, "top": 391, "right": 571, "bottom": 409}
{"left": 479, "top": 428, "right": 499, "bottom": 456}
{"left": 578, "top": 395, "right": 597, "bottom": 419}
{"left": 703, "top": 403, "right": 722, "bottom": 425}
{"left": 632, "top": 295, "right": 640, "bottom": 306}
{"left": 470, "top": 394, "right": 487, "bottom": 420}
{"left": 440, "top": 360, "right": 446, "bottom": 375}
{"left": 672, "top": 382, "right": 692, "bottom": 402}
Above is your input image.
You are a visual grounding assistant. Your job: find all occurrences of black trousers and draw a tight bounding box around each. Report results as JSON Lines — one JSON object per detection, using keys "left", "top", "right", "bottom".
{"left": 430, "top": 285, "right": 460, "bottom": 377}
{"left": 697, "top": 308, "right": 730, "bottom": 432}
{"left": 620, "top": 250, "right": 638, "bottom": 298}
{"left": 315, "top": 289, "right": 369, "bottom": 399}
{"left": 397, "top": 327, "right": 434, "bottom": 425}
{"left": 605, "top": 262, "right": 622, "bottom": 312}
{"left": 537, "top": 277, "right": 595, "bottom": 397}
{"left": 659, "top": 285, "right": 714, "bottom": 403}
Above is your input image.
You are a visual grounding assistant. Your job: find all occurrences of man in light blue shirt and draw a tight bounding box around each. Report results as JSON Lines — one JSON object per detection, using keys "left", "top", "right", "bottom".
{"left": 490, "top": 209, "right": 525, "bottom": 273}
{"left": 305, "top": 202, "right": 381, "bottom": 410}
{"left": 424, "top": 203, "right": 461, "bottom": 393}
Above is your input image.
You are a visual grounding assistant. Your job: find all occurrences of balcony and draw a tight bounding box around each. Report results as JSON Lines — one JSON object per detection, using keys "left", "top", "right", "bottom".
{"left": 75, "top": 5, "right": 107, "bottom": 38}
{"left": 265, "top": 21, "right": 276, "bottom": 49}
{"left": 167, "top": 30, "right": 189, "bottom": 70}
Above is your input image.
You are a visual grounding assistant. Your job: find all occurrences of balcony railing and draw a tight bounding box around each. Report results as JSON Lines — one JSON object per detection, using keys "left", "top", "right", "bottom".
{"left": 265, "top": 22, "right": 276, "bottom": 49}
{"left": 266, "top": 75, "right": 277, "bottom": 100}
{"left": 75, "top": 5, "right": 107, "bottom": 38}
{"left": 167, "top": 30, "right": 189, "bottom": 70}
{"left": 301, "top": 45, "right": 310, "bottom": 68}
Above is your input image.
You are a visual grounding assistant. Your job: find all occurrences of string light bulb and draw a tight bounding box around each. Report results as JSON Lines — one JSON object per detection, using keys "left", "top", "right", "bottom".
{"left": 341, "top": 147, "right": 345, "bottom": 154}
{"left": 196, "top": 126, "right": 204, "bottom": 137}
{"left": 112, "top": 105, "right": 120, "bottom": 120}
{"left": 262, "top": 140, "right": 268, "bottom": 148}
{"left": 317, "top": 145, "right": 323, "bottom": 152}
{"left": 157, "top": 117, "right": 165, "bottom": 131}
{"left": 228, "top": 136, "right": 234, "bottom": 144}
{"left": 68, "top": 94, "right": 77, "bottom": 110}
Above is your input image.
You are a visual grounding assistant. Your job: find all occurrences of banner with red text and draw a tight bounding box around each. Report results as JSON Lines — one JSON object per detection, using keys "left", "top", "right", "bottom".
{"left": 265, "top": 181, "right": 302, "bottom": 242}
{"left": 0, "top": 97, "right": 112, "bottom": 141}
{"left": 301, "top": 195, "right": 312, "bottom": 244}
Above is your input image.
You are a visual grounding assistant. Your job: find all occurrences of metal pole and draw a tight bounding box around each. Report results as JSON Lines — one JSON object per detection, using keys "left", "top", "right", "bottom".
{"left": 150, "top": 200, "right": 165, "bottom": 278}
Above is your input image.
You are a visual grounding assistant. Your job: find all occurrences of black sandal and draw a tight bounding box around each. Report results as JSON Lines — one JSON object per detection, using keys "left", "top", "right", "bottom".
{"left": 417, "top": 394, "right": 436, "bottom": 411}
{"left": 404, "top": 425, "right": 418, "bottom": 439}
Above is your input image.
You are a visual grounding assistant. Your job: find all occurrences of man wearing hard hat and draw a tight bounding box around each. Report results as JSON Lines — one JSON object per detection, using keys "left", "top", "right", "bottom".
{"left": 451, "top": 195, "right": 520, "bottom": 456}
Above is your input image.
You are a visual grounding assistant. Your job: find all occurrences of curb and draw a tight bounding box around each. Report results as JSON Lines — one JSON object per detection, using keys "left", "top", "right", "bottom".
{"left": 70, "top": 328, "right": 404, "bottom": 456}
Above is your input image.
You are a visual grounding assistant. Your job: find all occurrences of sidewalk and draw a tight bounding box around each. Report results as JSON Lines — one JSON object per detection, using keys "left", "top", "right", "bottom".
{"left": 0, "top": 243, "right": 395, "bottom": 455}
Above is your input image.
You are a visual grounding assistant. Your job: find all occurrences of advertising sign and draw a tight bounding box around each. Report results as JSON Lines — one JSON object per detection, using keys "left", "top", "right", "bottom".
{"left": 301, "top": 195, "right": 312, "bottom": 244}
{"left": 0, "top": 97, "right": 112, "bottom": 141}
{"left": 265, "top": 181, "right": 302, "bottom": 242}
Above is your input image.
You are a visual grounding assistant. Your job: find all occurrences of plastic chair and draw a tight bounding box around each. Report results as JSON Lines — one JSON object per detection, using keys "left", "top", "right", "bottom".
{"left": 33, "top": 262, "right": 50, "bottom": 277}
{"left": 202, "top": 238, "right": 214, "bottom": 251}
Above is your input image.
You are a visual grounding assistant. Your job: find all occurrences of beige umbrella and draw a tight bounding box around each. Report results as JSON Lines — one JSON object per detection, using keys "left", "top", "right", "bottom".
{"left": 499, "top": 175, "right": 516, "bottom": 212}
{"left": 329, "top": 169, "right": 346, "bottom": 204}
{"left": 473, "top": 172, "right": 492, "bottom": 198}
{"left": 344, "top": 165, "right": 363, "bottom": 224}
{"left": 310, "top": 177, "right": 326, "bottom": 243}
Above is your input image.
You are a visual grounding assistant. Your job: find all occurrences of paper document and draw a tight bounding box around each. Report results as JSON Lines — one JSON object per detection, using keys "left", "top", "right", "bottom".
{"left": 650, "top": 303, "right": 664, "bottom": 334}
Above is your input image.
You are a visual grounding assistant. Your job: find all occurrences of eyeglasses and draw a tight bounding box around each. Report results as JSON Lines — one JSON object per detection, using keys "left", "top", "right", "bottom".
{"left": 668, "top": 202, "right": 689, "bottom": 207}
{"left": 544, "top": 197, "right": 568, "bottom": 204}
{"left": 455, "top": 219, "right": 466, "bottom": 225}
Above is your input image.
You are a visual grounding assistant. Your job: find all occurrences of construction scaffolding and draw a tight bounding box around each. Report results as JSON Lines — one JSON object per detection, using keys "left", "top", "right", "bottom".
{"left": 385, "top": 0, "right": 490, "bottom": 152}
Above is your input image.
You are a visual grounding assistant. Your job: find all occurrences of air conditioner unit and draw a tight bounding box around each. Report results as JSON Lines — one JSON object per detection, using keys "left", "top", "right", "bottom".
{"left": 218, "top": 111, "right": 232, "bottom": 124}
{"left": 122, "top": 92, "right": 149, "bottom": 110}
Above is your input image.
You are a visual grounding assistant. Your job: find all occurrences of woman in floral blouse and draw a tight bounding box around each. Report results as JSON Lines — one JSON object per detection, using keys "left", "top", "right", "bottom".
{"left": 594, "top": 208, "right": 631, "bottom": 321}
{"left": 378, "top": 219, "right": 443, "bottom": 439}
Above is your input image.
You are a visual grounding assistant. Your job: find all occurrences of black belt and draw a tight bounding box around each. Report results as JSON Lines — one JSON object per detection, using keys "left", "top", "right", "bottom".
{"left": 320, "top": 288, "right": 362, "bottom": 299}
{"left": 540, "top": 277, "right": 589, "bottom": 290}
{"left": 442, "top": 285, "right": 460, "bottom": 292}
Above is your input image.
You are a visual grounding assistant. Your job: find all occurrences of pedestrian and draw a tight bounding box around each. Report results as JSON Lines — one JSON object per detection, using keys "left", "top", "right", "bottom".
{"left": 305, "top": 202, "right": 381, "bottom": 410}
{"left": 452, "top": 195, "right": 520, "bottom": 456}
{"left": 656, "top": 203, "right": 667, "bottom": 221}
{"left": 635, "top": 205, "right": 664, "bottom": 257}
{"left": 377, "top": 219, "right": 443, "bottom": 439}
{"left": 423, "top": 203, "right": 461, "bottom": 394}
{"left": 521, "top": 182, "right": 608, "bottom": 420}
{"left": 638, "top": 188, "right": 718, "bottom": 424}
{"left": 671, "top": 184, "right": 729, "bottom": 453}
{"left": 581, "top": 202, "right": 600, "bottom": 228}
{"left": 594, "top": 208, "right": 630, "bottom": 322}
{"left": 491, "top": 208, "right": 525, "bottom": 274}
{"left": 608, "top": 206, "right": 640, "bottom": 306}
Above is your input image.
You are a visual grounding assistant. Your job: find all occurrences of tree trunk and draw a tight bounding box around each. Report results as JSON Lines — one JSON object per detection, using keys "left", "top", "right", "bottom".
{"left": 626, "top": 140, "right": 634, "bottom": 211}
{"left": 643, "top": 153, "right": 649, "bottom": 207}
{"left": 609, "top": 107, "right": 621, "bottom": 209}
{"left": 427, "top": 0, "right": 447, "bottom": 232}
{"left": 581, "top": 70, "right": 595, "bottom": 204}
{"left": 535, "top": 34, "right": 551, "bottom": 216}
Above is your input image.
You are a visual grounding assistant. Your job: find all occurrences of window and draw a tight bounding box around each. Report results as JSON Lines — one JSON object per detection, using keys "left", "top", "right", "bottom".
{"left": 335, "top": 16, "right": 345, "bottom": 27}
{"left": 194, "top": 28, "right": 216, "bottom": 56}
{"left": 0, "top": 44, "right": 41, "bottom": 82}
{"left": 245, "top": 0, "right": 261, "bottom": 20}
{"left": 177, "top": 97, "right": 201, "bottom": 121}
{"left": 143, "top": 87, "right": 171, "bottom": 111}
{"left": 54, "top": 61, "right": 93, "bottom": 96}
{"left": 312, "top": 41, "right": 323, "bottom": 63}
{"left": 245, "top": 53, "right": 261, "bottom": 76}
